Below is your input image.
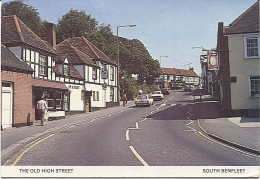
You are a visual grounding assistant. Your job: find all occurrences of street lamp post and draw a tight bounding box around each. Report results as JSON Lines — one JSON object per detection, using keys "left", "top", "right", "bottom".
{"left": 159, "top": 55, "right": 168, "bottom": 65}
{"left": 117, "top": 25, "right": 136, "bottom": 106}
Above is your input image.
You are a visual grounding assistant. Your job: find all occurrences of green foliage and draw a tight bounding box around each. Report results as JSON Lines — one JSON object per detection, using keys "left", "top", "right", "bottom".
{"left": 2, "top": 0, "right": 44, "bottom": 36}
{"left": 2, "top": 1, "right": 161, "bottom": 99}
{"left": 56, "top": 9, "right": 98, "bottom": 43}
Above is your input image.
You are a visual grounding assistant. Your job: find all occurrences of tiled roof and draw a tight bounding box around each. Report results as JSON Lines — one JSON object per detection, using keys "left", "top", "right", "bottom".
{"left": 1, "top": 45, "right": 33, "bottom": 73}
{"left": 70, "top": 65, "right": 84, "bottom": 80}
{"left": 58, "top": 37, "right": 117, "bottom": 66}
{"left": 56, "top": 43, "right": 99, "bottom": 67}
{"left": 161, "top": 68, "right": 198, "bottom": 77}
{"left": 53, "top": 64, "right": 84, "bottom": 80}
{"left": 32, "top": 78, "right": 68, "bottom": 90}
{"left": 2, "top": 16, "right": 56, "bottom": 54}
{"left": 224, "top": 1, "right": 259, "bottom": 35}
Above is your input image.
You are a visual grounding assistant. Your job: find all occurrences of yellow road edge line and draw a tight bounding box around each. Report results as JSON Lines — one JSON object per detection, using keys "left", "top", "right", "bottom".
{"left": 196, "top": 131, "right": 260, "bottom": 159}
{"left": 11, "top": 134, "right": 55, "bottom": 166}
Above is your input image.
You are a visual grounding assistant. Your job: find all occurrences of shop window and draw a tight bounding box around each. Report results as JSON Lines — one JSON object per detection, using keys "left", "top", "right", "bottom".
{"left": 249, "top": 76, "right": 260, "bottom": 97}
{"left": 110, "top": 87, "right": 114, "bottom": 102}
{"left": 56, "top": 92, "right": 62, "bottom": 109}
{"left": 39, "top": 55, "right": 47, "bottom": 76}
{"left": 47, "top": 92, "right": 54, "bottom": 109}
{"left": 63, "top": 92, "right": 70, "bottom": 110}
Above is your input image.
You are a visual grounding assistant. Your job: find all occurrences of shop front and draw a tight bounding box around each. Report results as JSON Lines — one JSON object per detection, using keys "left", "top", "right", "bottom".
{"left": 32, "top": 79, "right": 68, "bottom": 120}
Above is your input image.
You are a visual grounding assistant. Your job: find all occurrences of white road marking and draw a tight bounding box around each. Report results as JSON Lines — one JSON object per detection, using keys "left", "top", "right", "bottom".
{"left": 138, "top": 117, "right": 147, "bottom": 123}
{"left": 129, "top": 146, "right": 149, "bottom": 166}
{"left": 128, "top": 128, "right": 140, "bottom": 130}
{"left": 136, "top": 122, "right": 139, "bottom": 129}
{"left": 108, "top": 114, "right": 112, "bottom": 117}
{"left": 126, "top": 130, "right": 130, "bottom": 141}
{"left": 186, "top": 121, "right": 193, "bottom": 126}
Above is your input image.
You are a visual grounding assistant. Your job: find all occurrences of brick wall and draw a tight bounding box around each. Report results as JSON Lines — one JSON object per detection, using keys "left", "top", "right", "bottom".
{"left": 1, "top": 70, "right": 34, "bottom": 126}
{"left": 217, "top": 22, "right": 232, "bottom": 115}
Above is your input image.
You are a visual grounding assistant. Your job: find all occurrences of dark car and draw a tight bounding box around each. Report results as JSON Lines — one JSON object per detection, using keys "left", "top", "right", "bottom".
{"left": 161, "top": 88, "right": 170, "bottom": 95}
{"left": 184, "top": 85, "right": 192, "bottom": 91}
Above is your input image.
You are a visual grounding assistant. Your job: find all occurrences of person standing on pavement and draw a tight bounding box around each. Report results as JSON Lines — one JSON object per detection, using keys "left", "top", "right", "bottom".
{"left": 37, "top": 95, "right": 48, "bottom": 126}
{"left": 122, "top": 93, "right": 127, "bottom": 106}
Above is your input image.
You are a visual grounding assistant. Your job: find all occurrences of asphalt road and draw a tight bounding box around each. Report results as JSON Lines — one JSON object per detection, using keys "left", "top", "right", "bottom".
{"left": 7, "top": 91, "right": 260, "bottom": 166}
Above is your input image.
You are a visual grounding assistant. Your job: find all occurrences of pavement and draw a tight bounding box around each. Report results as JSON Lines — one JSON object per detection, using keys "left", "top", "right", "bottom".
{"left": 194, "top": 95, "right": 260, "bottom": 155}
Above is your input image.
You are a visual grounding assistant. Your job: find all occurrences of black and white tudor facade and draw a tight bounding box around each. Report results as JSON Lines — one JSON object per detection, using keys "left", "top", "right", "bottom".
{"left": 2, "top": 15, "right": 118, "bottom": 121}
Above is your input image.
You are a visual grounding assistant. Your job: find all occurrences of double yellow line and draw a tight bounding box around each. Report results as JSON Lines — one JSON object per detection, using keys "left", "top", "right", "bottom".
{"left": 195, "top": 131, "right": 260, "bottom": 159}
{"left": 7, "top": 134, "right": 55, "bottom": 166}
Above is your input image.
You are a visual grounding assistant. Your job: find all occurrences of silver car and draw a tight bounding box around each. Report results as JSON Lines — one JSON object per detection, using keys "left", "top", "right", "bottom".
{"left": 135, "top": 94, "right": 154, "bottom": 107}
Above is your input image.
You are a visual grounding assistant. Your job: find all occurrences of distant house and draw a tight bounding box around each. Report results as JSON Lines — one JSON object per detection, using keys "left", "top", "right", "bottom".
{"left": 1, "top": 45, "right": 33, "bottom": 128}
{"left": 57, "top": 37, "right": 118, "bottom": 111}
{"left": 217, "top": 1, "right": 259, "bottom": 116}
{"left": 156, "top": 68, "right": 200, "bottom": 89}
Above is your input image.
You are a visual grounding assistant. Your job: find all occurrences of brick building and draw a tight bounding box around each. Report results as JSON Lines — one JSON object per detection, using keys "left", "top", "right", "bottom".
{"left": 1, "top": 45, "right": 34, "bottom": 129}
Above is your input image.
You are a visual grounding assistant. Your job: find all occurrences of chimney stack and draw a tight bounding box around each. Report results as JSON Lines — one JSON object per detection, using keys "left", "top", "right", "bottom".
{"left": 45, "top": 23, "right": 56, "bottom": 49}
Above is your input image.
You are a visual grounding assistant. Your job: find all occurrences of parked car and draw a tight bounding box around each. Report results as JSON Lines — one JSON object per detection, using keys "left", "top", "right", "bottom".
{"left": 161, "top": 88, "right": 170, "bottom": 95}
{"left": 184, "top": 85, "right": 192, "bottom": 91}
{"left": 135, "top": 94, "right": 153, "bottom": 107}
{"left": 151, "top": 90, "right": 164, "bottom": 101}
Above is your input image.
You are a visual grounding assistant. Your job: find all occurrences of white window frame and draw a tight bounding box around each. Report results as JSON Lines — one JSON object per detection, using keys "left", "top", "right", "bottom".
{"left": 92, "top": 68, "right": 97, "bottom": 80}
{"left": 110, "top": 66, "right": 114, "bottom": 81}
{"left": 56, "top": 92, "right": 63, "bottom": 109}
{"left": 39, "top": 55, "right": 47, "bottom": 76}
{"left": 244, "top": 36, "right": 259, "bottom": 59}
{"left": 110, "top": 87, "right": 114, "bottom": 102}
{"left": 249, "top": 76, "right": 260, "bottom": 98}
{"left": 64, "top": 64, "right": 69, "bottom": 76}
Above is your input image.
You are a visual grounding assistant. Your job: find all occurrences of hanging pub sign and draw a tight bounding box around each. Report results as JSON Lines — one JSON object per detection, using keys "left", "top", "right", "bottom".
{"left": 208, "top": 55, "right": 219, "bottom": 70}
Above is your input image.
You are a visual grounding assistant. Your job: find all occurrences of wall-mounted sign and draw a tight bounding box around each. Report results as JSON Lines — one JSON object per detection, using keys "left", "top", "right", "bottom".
{"left": 68, "top": 85, "right": 80, "bottom": 89}
{"left": 208, "top": 55, "right": 219, "bottom": 70}
{"left": 102, "top": 82, "right": 107, "bottom": 90}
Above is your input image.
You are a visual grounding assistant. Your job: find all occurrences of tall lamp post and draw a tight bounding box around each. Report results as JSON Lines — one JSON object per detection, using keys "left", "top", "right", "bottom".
{"left": 117, "top": 25, "right": 136, "bottom": 106}
{"left": 159, "top": 55, "right": 168, "bottom": 66}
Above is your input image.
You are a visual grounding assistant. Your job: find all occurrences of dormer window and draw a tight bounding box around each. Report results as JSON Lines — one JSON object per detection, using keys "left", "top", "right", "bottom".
{"left": 64, "top": 64, "right": 69, "bottom": 76}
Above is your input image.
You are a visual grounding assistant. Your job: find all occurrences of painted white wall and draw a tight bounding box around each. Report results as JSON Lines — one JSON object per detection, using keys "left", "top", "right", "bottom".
{"left": 66, "top": 84, "right": 84, "bottom": 111}
{"left": 85, "top": 83, "right": 104, "bottom": 107}
{"left": 229, "top": 34, "right": 260, "bottom": 109}
{"left": 48, "top": 111, "right": 65, "bottom": 118}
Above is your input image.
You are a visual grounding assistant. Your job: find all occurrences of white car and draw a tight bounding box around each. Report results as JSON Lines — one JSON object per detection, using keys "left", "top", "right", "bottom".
{"left": 135, "top": 94, "right": 153, "bottom": 107}
{"left": 151, "top": 90, "right": 164, "bottom": 101}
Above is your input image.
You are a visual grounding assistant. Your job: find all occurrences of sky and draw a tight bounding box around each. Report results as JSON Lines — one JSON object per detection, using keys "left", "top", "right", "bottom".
{"left": 3, "top": 0, "right": 257, "bottom": 75}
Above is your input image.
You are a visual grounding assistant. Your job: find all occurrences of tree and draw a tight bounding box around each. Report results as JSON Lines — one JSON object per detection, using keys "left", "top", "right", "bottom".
{"left": 2, "top": 1, "right": 44, "bottom": 35}
{"left": 56, "top": 9, "right": 98, "bottom": 43}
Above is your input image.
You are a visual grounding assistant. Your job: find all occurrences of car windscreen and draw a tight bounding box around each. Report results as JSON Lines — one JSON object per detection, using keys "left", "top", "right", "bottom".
{"left": 137, "top": 95, "right": 147, "bottom": 99}
{"left": 152, "top": 91, "right": 161, "bottom": 94}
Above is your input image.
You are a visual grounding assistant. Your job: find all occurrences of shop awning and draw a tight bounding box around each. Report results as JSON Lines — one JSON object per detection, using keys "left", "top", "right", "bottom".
{"left": 32, "top": 79, "right": 68, "bottom": 91}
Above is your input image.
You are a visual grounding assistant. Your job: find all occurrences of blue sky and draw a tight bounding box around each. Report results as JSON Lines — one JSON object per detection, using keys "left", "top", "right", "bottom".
{"left": 3, "top": 0, "right": 257, "bottom": 74}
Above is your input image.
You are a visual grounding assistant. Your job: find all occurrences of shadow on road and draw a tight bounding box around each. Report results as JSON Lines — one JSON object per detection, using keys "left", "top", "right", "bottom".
{"left": 147, "top": 104, "right": 193, "bottom": 120}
